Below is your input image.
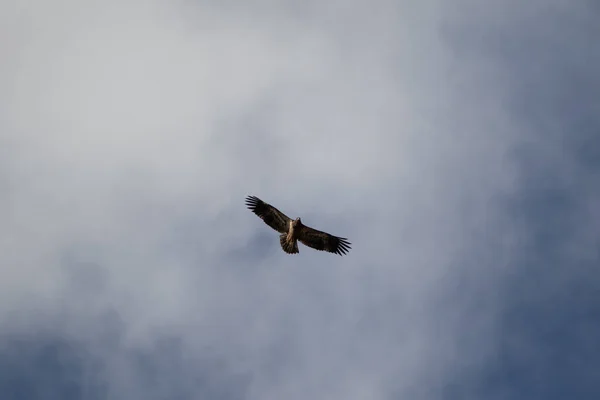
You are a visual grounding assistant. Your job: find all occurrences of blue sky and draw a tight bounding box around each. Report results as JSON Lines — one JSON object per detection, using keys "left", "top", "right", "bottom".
{"left": 1, "top": 0, "right": 598, "bottom": 399}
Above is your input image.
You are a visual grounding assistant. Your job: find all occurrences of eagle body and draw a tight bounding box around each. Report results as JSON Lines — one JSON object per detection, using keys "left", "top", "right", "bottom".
{"left": 280, "top": 219, "right": 300, "bottom": 254}
{"left": 245, "top": 195, "right": 351, "bottom": 256}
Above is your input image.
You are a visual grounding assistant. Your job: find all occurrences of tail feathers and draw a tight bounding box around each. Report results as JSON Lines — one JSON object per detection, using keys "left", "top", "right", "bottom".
{"left": 280, "top": 234, "right": 299, "bottom": 254}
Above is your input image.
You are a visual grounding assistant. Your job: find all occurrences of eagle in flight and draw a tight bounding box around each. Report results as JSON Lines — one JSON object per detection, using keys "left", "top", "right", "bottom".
{"left": 245, "top": 195, "right": 351, "bottom": 256}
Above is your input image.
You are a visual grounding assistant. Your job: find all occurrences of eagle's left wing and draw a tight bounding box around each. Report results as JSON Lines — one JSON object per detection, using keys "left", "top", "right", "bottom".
{"left": 245, "top": 195, "right": 292, "bottom": 234}
{"left": 297, "top": 224, "right": 351, "bottom": 256}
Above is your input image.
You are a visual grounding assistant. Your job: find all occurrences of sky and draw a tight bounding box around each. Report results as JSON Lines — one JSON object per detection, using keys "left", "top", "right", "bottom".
{"left": 1, "top": 0, "right": 599, "bottom": 399}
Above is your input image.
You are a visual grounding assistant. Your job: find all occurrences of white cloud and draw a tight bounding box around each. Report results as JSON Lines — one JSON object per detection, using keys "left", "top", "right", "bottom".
{"left": 0, "top": 0, "right": 553, "bottom": 398}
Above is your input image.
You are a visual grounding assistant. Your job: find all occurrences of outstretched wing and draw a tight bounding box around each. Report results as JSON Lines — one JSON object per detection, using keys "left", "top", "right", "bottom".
{"left": 297, "top": 224, "right": 351, "bottom": 256}
{"left": 245, "top": 195, "right": 292, "bottom": 234}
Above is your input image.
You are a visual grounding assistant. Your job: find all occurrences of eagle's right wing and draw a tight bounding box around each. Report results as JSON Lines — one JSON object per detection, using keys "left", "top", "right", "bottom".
{"left": 245, "top": 195, "right": 292, "bottom": 234}
{"left": 297, "top": 224, "right": 351, "bottom": 256}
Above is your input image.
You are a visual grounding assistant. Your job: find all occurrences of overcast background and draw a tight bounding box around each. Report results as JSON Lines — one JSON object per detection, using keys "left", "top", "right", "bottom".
{"left": 1, "top": 0, "right": 599, "bottom": 399}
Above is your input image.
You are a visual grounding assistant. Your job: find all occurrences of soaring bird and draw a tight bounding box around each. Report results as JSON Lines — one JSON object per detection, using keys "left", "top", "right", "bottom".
{"left": 245, "top": 195, "right": 351, "bottom": 256}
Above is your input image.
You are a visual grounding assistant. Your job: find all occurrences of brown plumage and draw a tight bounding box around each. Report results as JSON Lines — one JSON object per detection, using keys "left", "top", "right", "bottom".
{"left": 245, "top": 195, "right": 351, "bottom": 256}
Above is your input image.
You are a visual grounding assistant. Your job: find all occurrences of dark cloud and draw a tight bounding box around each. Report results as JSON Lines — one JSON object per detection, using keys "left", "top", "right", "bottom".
{"left": 440, "top": 2, "right": 600, "bottom": 398}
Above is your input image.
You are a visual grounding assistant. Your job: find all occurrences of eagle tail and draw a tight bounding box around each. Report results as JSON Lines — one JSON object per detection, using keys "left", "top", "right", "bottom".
{"left": 279, "top": 234, "right": 299, "bottom": 254}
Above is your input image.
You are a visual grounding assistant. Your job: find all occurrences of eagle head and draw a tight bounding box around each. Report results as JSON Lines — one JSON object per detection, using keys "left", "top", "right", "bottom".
{"left": 292, "top": 217, "right": 302, "bottom": 227}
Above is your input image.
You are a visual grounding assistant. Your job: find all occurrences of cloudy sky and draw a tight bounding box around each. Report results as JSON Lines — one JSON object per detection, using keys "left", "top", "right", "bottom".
{"left": 1, "top": 0, "right": 599, "bottom": 399}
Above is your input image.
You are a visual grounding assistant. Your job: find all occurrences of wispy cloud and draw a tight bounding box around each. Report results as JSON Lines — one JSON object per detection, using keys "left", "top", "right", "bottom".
{"left": 1, "top": 0, "right": 598, "bottom": 399}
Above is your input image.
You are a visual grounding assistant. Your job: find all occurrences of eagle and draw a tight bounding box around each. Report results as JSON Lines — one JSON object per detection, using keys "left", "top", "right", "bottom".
{"left": 245, "top": 195, "right": 351, "bottom": 256}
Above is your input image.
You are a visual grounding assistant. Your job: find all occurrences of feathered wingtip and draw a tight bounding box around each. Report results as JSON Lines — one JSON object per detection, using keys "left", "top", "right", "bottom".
{"left": 245, "top": 195, "right": 261, "bottom": 211}
{"left": 335, "top": 237, "right": 352, "bottom": 256}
